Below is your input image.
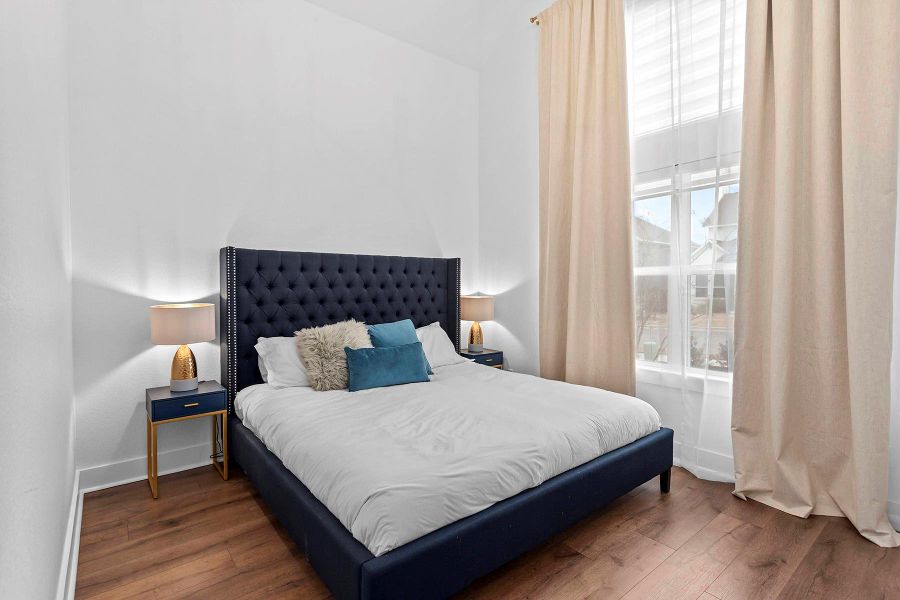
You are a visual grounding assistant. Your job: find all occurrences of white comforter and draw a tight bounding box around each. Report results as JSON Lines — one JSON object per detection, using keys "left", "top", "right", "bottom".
{"left": 236, "top": 361, "right": 661, "bottom": 556}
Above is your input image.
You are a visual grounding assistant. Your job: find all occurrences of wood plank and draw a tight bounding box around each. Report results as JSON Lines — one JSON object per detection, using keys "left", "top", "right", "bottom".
{"left": 181, "top": 557, "right": 330, "bottom": 600}
{"left": 77, "top": 550, "right": 235, "bottom": 600}
{"left": 79, "top": 519, "right": 128, "bottom": 549}
{"left": 80, "top": 476, "right": 203, "bottom": 531}
{"left": 621, "top": 513, "right": 761, "bottom": 600}
{"left": 564, "top": 482, "right": 681, "bottom": 557}
{"left": 225, "top": 517, "right": 301, "bottom": 570}
{"left": 776, "top": 517, "right": 900, "bottom": 600}
{"left": 553, "top": 533, "right": 673, "bottom": 600}
{"left": 76, "top": 504, "right": 272, "bottom": 598}
{"left": 636, "top": 484, "right": 723, "bottom": 549}
{"left": 460, "top": 541, "right": 587, "bottom": 599}
{"left": 705, "top": 511, "right": 828, "bottom": 600}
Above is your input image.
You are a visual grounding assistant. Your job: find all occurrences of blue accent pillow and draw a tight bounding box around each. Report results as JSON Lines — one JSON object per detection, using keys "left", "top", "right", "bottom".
{"left": 344, "top": 342, "right": 431, "bottom": 392}
{"left": 367, "top": 319, "right": 433, "bottom": 374}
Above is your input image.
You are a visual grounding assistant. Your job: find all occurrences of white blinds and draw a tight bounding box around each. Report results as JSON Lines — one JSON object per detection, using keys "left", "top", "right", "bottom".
{"left": 628, "top": 0, "right": 745, "bottom": 174}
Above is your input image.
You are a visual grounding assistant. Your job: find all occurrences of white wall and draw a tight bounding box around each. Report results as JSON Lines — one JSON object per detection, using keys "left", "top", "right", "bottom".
{"left": 475, "top": 0, "right": 547, "bottom": 376}
{"left": 67, "top": 0, "right": 479, "bottom": 480}
{"left": 0, "top": 0, "right": 76, "bottom": 597}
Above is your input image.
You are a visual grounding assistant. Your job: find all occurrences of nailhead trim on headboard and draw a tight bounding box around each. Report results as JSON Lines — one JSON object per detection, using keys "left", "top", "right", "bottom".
{"left": 454, "top": 258, "right": 461, "bottom": 349}
{"left": 227, "top": 246, "right": 236, "bottom": 414}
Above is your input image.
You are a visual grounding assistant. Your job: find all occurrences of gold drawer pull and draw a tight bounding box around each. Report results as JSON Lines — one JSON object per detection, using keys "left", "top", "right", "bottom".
{"left": 184, "top": 402, "right": 199, "bottom": 408}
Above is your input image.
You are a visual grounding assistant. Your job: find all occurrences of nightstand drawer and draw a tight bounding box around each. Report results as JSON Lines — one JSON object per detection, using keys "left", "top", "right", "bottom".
{"left": 476, "top": 354, "right": 502, "bottom": 366}
{"left": 147, "top": 389, "right": 226, "bottom": 422}
{"left": 460, "top": 349, "right": 504, "bottom": 368}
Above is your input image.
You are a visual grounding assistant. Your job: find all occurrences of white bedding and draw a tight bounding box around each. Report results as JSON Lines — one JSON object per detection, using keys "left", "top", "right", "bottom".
{"left": 236, "top": 361, "right": 661, "bottom": 556}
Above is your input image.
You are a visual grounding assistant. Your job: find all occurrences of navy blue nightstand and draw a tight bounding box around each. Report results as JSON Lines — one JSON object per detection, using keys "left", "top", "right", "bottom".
{"left": 145, "top": 380, "right": 228, "bottom": 498}
{"left": 459, "top": 348, "right": 504, "bottom": 369}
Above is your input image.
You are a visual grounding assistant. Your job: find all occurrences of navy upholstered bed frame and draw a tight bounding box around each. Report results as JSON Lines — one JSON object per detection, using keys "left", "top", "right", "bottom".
{"left": 220, "top": 247, "right": 673, "bottom": 600}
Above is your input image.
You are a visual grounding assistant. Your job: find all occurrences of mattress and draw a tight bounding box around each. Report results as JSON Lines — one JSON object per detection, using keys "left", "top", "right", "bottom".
{"left": 235, "top": 361, "right": 661, "bottom": 556}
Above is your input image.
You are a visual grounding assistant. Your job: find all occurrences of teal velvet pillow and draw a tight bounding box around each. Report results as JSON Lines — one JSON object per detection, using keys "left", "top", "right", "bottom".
{"left": 367, "top": 319, "right": 433, "bottom": 374}
{"left": 344, "top": 342, "right": 431, "bottom": 392}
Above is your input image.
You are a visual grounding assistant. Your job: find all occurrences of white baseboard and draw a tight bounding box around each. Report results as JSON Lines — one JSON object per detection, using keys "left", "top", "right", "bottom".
{"left": 78, "top": 442, "right": 213, "bottom": 493}
{"left": 56, "top": 443, "right": 215, "bottom": 599}
{"left": 56, "top": 470, "right": 81, "bottom": 600}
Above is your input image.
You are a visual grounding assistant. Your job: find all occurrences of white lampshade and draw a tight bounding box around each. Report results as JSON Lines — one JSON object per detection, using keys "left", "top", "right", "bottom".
{"left": 460, "top": 295, "right": 494, "bottom": 322}
{"left": 149, "top": 303, "right": 215, "bottom": 345}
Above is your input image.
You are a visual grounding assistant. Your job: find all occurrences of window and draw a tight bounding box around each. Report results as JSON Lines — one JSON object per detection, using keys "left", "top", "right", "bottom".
{"left": 627, "top": 0, "right": 745, "bottom": 376}
{"left": 633, "top": 172, "right": 738, "bottom": 373}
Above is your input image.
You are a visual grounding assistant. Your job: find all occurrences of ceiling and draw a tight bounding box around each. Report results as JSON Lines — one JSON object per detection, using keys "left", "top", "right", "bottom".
{"left": 303, "top": 0, "right": 483, "bottom": 70}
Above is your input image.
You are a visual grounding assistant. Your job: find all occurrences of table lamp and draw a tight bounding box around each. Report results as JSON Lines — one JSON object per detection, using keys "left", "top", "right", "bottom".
{"left": 150, "top": 303, "right": 216, "bottom": 391}
{"left": 460, "top": 295, "right": 494, "bottom": 353}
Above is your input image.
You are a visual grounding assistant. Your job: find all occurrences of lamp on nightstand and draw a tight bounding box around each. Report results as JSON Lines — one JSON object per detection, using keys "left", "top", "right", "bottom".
{"left": 460, "top": 294, "right": 494, "bottom": 353}
{"left": 149, "top": 303, "right": 215, "bottom": 391}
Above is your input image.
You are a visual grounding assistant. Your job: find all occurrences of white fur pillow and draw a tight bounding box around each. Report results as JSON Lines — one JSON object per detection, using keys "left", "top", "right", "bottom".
{"left": 295, "top": 320, "right": 372, "bottom": 391}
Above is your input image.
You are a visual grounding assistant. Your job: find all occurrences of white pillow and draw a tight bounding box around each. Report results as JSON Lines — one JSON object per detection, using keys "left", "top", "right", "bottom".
{"left": 415, "top": 322, "right": 467, "bottom": 368}
{"left": 255, "top": 336, "right": 310, "bottom": 389}
{"left": 258, "top": 356, "right": 269, "bottom": 382}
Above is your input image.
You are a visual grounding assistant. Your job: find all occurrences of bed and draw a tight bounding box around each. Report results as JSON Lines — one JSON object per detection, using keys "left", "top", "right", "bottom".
{"left": 220, "top": 247, "right": 673, "bottom": 600}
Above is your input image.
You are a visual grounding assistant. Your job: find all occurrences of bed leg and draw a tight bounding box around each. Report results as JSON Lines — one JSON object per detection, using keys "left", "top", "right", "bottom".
{"left": 660, "top": 468, "right": 671, "bottom": 494}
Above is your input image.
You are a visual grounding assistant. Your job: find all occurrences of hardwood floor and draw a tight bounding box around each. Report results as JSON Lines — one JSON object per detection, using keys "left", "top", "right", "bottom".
{"left": 75, "top": 466, "right": 900, "bottom": 600}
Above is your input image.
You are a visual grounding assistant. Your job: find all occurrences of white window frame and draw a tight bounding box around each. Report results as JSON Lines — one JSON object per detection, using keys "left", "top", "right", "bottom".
{"left": 633, "top": 163, "right": 738, "bottom": 381}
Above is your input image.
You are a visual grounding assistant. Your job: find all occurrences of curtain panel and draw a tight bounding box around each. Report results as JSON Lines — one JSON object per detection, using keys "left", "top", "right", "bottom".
{"left": 733, "top": 0, "right": 900, "bottom": 546}
{"left": 537, "top": 0, "right": 635, "bottom": 396}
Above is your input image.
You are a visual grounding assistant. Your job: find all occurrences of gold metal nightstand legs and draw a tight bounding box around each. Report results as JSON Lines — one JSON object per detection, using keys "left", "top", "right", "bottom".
{"left": 147, "top": 417, "right": 158, "bottom": 498}
{"left": 146, "top": 410, "right": 228, "bottom": 499}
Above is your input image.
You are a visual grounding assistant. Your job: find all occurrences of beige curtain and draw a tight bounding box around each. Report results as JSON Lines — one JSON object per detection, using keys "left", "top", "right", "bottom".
{"left": 733, "top": 0, "right": 900, "bottom": 546}
{"left": 537, "top": 0, "right": 635, "bottom": 396}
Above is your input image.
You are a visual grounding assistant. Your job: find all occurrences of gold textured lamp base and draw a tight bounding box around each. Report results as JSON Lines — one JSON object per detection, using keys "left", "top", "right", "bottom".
{"left": 468, "top": 321, "right": 484, "bottom": 353}
{"left": 170, "top": 344, "right": 199, "bottom": 391}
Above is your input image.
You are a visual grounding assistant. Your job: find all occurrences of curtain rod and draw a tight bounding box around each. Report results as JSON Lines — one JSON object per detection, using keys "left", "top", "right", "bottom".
{"left": 530, "top": 16, "right": 540, "bottom": 25}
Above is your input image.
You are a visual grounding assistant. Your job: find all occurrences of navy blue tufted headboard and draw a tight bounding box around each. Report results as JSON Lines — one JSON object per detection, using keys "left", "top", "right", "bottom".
{"left": 219, "top": 247, "right": 461, "bottom": 413}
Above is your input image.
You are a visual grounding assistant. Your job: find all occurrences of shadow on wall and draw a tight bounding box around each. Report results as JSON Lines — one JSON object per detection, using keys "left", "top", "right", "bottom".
{"left": 72, "top": 276, "right": 219, "bottom": 469}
